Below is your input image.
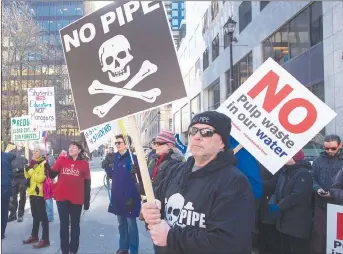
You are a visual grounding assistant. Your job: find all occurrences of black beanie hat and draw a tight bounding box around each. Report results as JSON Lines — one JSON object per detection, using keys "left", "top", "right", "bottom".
{"left": 189, "top": 111, "right": 232, "bottom": 148}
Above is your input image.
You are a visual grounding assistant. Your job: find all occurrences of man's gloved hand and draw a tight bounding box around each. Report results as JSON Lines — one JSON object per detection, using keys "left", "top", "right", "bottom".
{"left": 135, "top": 183, "right": 145, "bottom": 195}
{"left": 131, "top": 164, "right": 140, "bottom": 175}
{"left": 24, "top": 164, "right": 30, "bottom": 172}
{"left": 84, "top": 202, "right": 90, "bottom": 210}
{"left": 268, "top": 204, "right": 280, "bottom": 215}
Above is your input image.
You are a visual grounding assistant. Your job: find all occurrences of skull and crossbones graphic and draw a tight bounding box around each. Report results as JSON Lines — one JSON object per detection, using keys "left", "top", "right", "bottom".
{"left": 89, "top": 34, "right": 160, "bottom": 118}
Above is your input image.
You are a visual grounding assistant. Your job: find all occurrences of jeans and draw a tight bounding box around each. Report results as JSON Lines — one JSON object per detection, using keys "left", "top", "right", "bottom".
{"left": 9, "top": 177, "right": 27, "bottom": 218}
{"left": 1, "top": 193, "right": 11, "bottom": 239}
{"left": 30, "top": 196, "right": 49, "bottom": 241}
{"left": 57, "top": 201, "right": 82, "bottom": 254}
{"left": 117, "top": 215, "right": 139, "bottom": 254}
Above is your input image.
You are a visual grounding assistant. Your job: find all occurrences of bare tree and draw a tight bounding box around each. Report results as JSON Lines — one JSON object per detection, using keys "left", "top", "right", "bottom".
{"left": 1, "top": 1, "right": 71, "bottom": 145}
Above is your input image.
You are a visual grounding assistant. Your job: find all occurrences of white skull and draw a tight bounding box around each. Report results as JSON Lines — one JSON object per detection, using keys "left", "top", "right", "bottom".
{"left": 99, "top": 35, "right": 133, "bottom": 83}
{"left": 165, "top": 193, "right": 185, "bottom": 227}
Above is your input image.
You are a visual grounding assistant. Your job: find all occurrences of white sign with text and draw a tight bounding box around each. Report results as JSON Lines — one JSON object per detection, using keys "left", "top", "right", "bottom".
{"left": 217, "top": 58, "right": 337, "bottom": 174}
{"left": 11, "top": 116, "right": 40, "bottom": 142}
{"left": 327, "top": 204, "right": 343, "bottom": 254}
{"left": 27, "top": 87, "right": 56, "bottom": 131}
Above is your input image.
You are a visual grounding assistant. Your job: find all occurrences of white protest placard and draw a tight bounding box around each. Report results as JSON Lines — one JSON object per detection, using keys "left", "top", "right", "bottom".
{"left": 27, "top": 87, "right": 56, "bottom": 131}
{"left": 217, "top": 58, "right": 337, "bottom": 174}
{"left": 327, "top": 204, "right": 343, "bottom": 254}
{"left": 84, "top": 121, "right": 116, "bottom": 152}
{"left": 11, "top": 116, "right": 40, "bottom": 142}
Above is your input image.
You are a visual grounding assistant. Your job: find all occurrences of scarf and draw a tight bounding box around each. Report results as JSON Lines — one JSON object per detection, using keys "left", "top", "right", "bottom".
{"left": 29, "top": 156, "right": 44, "bottom": 169}
{"left": 151, "top": 153, "right": 166, "bottom": 181}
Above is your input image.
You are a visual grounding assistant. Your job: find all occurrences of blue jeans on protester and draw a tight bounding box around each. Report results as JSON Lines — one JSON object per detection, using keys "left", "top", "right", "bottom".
{"left": 57, "top": 201, "right": 83, "bottom": 254}
{"left": 117, "top": 215, "right": 139, "bottom": 254}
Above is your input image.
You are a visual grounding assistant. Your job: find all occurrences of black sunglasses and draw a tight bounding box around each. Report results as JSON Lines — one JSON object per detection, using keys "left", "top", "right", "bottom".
{"left": 153, "top": 142, "right": 167, "bottom": 146}
{"left": 188, "top": 126, "right": 217, "bottom": 138}
{"left": 115, "top": 141, "right": 124, "bottom": 145}
{"left": 324, "top": 146, "right": 338, "bottom": 151}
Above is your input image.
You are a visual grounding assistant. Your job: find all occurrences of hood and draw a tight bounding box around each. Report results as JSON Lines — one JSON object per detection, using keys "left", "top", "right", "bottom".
{"left": 319, "top": 149, "right": 343, "bottom": 160}
{"left": 170, "top": 147, "right": 185, "bottom": 162}
{"left": 183, "top": 149, "right": 237, "bottom": 179}
{"left": 284, "top": 160, "right": 312, "bottom": 172}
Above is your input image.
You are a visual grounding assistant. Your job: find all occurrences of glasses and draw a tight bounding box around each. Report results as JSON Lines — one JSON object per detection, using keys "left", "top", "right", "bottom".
{"left": 188, "top": 127, "right": 217, "bottom": 138}
{"left": 324, "top": 146, "right": 338, "bottom": 151}
{"left": 153, "top": 142, "right": 167, "bottom": 146}
{"left": 115, "top": 142, "right": 124, "bottom": 145}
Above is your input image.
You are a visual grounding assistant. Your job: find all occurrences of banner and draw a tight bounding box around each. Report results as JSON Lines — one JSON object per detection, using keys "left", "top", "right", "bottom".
{"left": 217, "top": 58, "right": 337, "bottom": 174}
{"left": 11, "top": 116, "right": 40, "bottom": 142}
{"left": 60, "top": 1, "right": 186, "bottom": 131}
{"left": 27, "top": 87, "right": 56, "bottom": 131}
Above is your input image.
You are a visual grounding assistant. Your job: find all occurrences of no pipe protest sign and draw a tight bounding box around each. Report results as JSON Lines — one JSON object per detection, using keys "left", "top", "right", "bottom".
{"left": 60, "top": 1, "right": 186, "bottom": 131}
{"left": 217, "top": 58, "right": 337, "bottom": 174}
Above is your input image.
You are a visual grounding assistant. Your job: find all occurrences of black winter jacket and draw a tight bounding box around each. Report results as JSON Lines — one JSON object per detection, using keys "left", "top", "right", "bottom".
{"left": 271, "top": 160, "right": 313, "bottom": 239}
{"left": 11, "top": 149, "right": 28, "bottom": 178}
{"left": 155, "top": 150, "right": 255, "bottom": 254}
{"left": 310, "top": 150, "right": 343, "bottom": 208}
{"left": 330, "top": 168, "right": 343, "bottom": 205}
{"left": 258, "top": 165, "right": 282, "bottom": 224}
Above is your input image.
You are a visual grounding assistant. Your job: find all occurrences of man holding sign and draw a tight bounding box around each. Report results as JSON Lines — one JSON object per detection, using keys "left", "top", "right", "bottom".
{"left": 141, "top": 111, "right": 255, "bottom": 254}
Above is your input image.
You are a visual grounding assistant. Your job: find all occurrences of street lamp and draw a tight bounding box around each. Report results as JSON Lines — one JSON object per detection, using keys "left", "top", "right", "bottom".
{"left": 224, "top": 17, "right": 237, "bottom": 96}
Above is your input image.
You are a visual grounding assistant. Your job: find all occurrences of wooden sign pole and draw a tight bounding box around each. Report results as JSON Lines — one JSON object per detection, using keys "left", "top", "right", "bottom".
{"left": 233, "top": 144, "right": 243, "bottom": 155}
{"left": 127, "top": 115, "right": 155, "bottom": 202}
{"left": 25, "top": 141, "right": 30, "bottom": 161}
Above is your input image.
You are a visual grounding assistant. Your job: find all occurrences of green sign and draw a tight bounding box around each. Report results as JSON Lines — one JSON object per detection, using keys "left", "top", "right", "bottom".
{"left": 11, "top": 116, "right": 40, "bottom": 142}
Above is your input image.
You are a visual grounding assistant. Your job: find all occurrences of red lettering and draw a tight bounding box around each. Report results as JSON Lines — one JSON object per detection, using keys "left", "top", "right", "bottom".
{"left": 337, "top": 212, "right": 343, "bottom": 240}
{"left": 247, "top": 70, "right": 293, "bottom": 113}
{"left": 279, "top": 98, "right": 317, "bottom": 134}
{"left": 247, "top": 70, "right": 318, "bottom": 134}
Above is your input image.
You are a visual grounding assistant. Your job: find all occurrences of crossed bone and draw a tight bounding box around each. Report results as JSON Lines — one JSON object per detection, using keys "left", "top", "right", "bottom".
{"left": 90, "top": 60, "right": 158, "bottom": 118}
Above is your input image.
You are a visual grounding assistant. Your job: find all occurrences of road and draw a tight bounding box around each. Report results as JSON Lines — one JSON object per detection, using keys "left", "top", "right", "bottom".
{"left": 2, "top": 157, "right": 154, "bottom": 254}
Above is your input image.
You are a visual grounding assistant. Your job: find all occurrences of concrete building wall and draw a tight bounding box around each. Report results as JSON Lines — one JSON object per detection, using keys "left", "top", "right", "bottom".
{"left": 322, "top": 1, "right": 343, "bottom": 137}
{"left": 173, "top": 1, "right": 343, "bottom": 138}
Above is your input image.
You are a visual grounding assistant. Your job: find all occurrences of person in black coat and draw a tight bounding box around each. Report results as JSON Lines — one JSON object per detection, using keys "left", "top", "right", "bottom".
{"left": 330, "top": 168, "right": 343, "bottom": 205}
{"left": 1, "top": 151, "right": 16, "bottom": 239}
{"left": 269, "top": 150, "right": 313, "bottom": 254}
{"left": 141, "top": 111, "right": 255, "bottom": 254}
{"left": 258, "top": 164, "right": 282, "bottom": 254}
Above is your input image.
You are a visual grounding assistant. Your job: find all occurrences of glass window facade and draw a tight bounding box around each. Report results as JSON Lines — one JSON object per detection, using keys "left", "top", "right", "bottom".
{"left": 212, "top": 34, "right": 219, "bottom": 61}
{"left": 226, "top": 51, "right": 253, "bottom": 96}
{"left": 239, "top": 1, "right": 252, "bottom": 33}
{"left": 168, "top": 1, "right": 185, "bottom": 31}
{"left": 203, "top": 48, "right": 209, "bottom": 71}
{"left": 208, "top": 82, "right": 220, "bottom": 110}
{"left": 263, "top": 2, "right": 323, "bottom": 64}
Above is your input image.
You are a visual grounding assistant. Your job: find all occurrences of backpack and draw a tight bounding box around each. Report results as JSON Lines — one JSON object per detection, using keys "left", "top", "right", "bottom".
{"left": 43, "top": 161, "right": 54, "bottom": 200}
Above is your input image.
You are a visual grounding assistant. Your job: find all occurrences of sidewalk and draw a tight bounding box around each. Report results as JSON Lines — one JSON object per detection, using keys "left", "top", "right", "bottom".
{"left": 2, "top": 160, "right": 154, "bottom": 254}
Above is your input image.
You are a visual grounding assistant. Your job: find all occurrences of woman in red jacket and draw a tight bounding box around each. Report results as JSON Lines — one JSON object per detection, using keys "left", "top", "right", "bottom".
{"left": 47, "top": 142, "right": 91, "bottom": 254}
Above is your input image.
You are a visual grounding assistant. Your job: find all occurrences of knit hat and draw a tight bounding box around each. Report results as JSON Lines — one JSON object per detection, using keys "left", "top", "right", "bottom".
{"left": 155, "top": 130, "right": 175, "bottom": 145}
{"left": 292, "top": 150, "right": 305, "bottom": 161}
{"left": 189, "top": 111, "right": 232, "bottom": 148}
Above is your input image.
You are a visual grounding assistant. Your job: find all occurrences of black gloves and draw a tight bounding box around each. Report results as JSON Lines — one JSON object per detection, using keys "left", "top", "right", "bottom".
{"left": 130, "top": 164, "right": 140, "bottom": 175}
{"left": 125, "top": 198, "right": 135, "bottom": 212}
{"left": 24, "top": 164, "right": 30, "bottom": 172}
{"left": 135, "top": 183, "right": 146, "bottom": 196}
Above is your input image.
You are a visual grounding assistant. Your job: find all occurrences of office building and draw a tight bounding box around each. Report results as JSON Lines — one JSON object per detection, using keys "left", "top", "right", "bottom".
{"left": 165, "top": 1, "right": 185, "bottom": 48}
{"left": 172, "top": 1, "right": 343, "bottom": 144}
{"left": 2, "top": 1, "right": 86, "bottom": 151}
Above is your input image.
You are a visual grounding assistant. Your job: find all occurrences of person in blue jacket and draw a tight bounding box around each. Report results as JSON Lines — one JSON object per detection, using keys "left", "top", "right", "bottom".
{"left": 1, "top": 151, "right": 16, "bottom": 239}
{"left": 229, "top": 136, "right": 263, "bottom": 199}
{"left": 105, "top": 134, "right": 141, "bottom": 254}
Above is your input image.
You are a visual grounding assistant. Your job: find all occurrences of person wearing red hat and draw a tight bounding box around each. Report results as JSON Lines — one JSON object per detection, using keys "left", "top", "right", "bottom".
{"left": 268, "top": 150, "right": 313, "bottom": 254}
